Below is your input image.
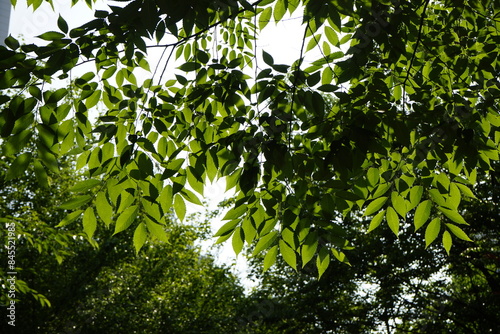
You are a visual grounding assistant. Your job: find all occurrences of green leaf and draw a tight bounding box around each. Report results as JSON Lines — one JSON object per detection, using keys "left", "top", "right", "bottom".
{"left": 367, "top": 210, "right": 385, "bottom": 233}
{"left": 95, "top": 191, "right": 113, "bottom": 226}
{"left": 232, "top": 226, "right": 245, "bottom": 255}
{"left": 331, "top": 248, "right": 350, "bottom": 264}
{"left": 259, "top": 7, "right": 272, "bottom": 30}
{"left": 4, "top": 35, "right": 20, "bottom": 50}
{"left": 446, "top": 223, "right": 472, "bottom": 242}
{"left": 180, "top": 189, "right": 202, "bottom": 205}
{"left": 391, "top": 192, "right": 408, "bottom": 217}
{"left": 455, "top": 182, "right": 476, "bottom": 199}
{"left": 102, "top": 66, "right": 117, "bottom": 80}
{"left": 446, "top": 182, "right": 461, "bottom": 210}
{"left": 428, "top": 189, "right": 447, "bottom": 207}
{"left": 85, "top": 89, "right": 101, "bottom": 109}
{"left": 408, "top": 186, "right": 423, "bottom": 210}
{"left": 306, "top": 35, "right": 320, "bottom": 52}
{"left": 316, "top": 247, "right": 330, "bottom": 278}
{"left": 159, "top": 185, "right": 173, "bottom": 214}
{"left": 56, "top": 210, "right": 83, "bottom": 227}
{"left": 437, "top": 206, "right": 468, "bottom": 225}
{"left": 186, "top": 166, "right": 204, "bottom": 196}
{"left": 363, "top": 196, "right": 388, "bottom": 216}
{"left": 366, "top": 167, "right": 380, "bottom": 186}
{"left": 5, "top": 153, "right": 32, "bottom": 180}
{"left": 435, "top": 173, "right": 450, "bottom": 191}
{"left": 386, "top": 206, "right": 399, "bottom": 236}
{"left": 60, "top": 195, "right": 92, "bottom": 210}
{"left": 114, "top": 205, "right": 139, "bottom": 235}
{"left": 38, "top": 31, "right": 65, "bottom": 41}
{"left": 133, "top": 223, "right": 148, "bottom": 254}
{"left": 252, "top": 231, "right": 278, "bottom": 255}
{"left": 425, "top": 218, "right": 441, "bottom": 248}
{"left": 373, "top": 183, "right": 391, "bottom": 197}
{"left": 174, "top": 194, "right": 186, "bottom": 222}
{"left": 242, "top": 216, "right": 257, "bottom": 243}
{"left": 442, "top": 230, "right": 452, "bottom": 255}
{"left": 273, "top": 0, "right": 286, "bottom": 22}
{"left": 57, "top": 15, "right": 69, "bottom": 34}
{"left": 145, "top": 220, "right": 168, "bottom": 242}
{"left": 262, "top": 50, "right": 274, "bottom": 66}
{"left": 83, "top": 207, "right": 97, "bottom": 239}
{"left": 33, "top": 159, "right": 49, "bottom": 188}
{"left": 324, "top": 26, "right": 339, "bottom": 46}
{"left": 68, "top": 179, "right": 101, "bottom": 193}
{"left": 214, "top": 219, "right": 240, "bottom": 237}
{"left": 263, "top": 245, "right": 278, "bottom": 271}
{"left": 223, "top": 204, "right": 247, "bottom": 220}
{"left": 414, "top": 200, "right": 432, "bottom": 231}
{"left": 301, "top": 231, "right": 318, "bottom": 266}
{"left": 178, "top": 62, "right": 201, "bottom": 72}
{"left": 279, "top": 239, "right": 297, "bottom": 270}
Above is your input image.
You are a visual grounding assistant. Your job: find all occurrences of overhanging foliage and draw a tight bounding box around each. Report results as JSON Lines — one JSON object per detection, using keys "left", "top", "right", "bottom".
{"left": 1, "top": 0, "right": 499, "bottom": 275}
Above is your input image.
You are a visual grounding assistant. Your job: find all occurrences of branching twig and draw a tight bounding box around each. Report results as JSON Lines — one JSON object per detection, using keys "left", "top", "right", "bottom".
{"left": 402, "top": 0, "right": 430, "bottom": 88}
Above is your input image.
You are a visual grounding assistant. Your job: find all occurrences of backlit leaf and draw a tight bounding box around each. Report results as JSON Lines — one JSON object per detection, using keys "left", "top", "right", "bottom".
{"left": 96, "top": 191, "right": 113, "bottom": 226}
{"left": 425, "top": 218, "right": 441, "bottom": 248}
{"left": 253, "top": 231, "right": 278, "bottom": 255}
{"left": 301, "top": 231, "right": 318, "bottom": 266}
{"left": 437, "top": 206, "right": 468, "bottom": 225}
{"left": 316, "top": 247, "right": 330, "bottom": 278}
{"left": 367, "top": 210, "right": 385, "bottom": 233}
{"left": 414, "top": 200, "right": 432, "bottom": 231}
{"left": 174, "top": 194, "right": 186, "bottom": 222}
{"left": 114, "top": 205, "right": 139, "bottom": 235}
{"left": 386, "top": 206, "right": 399, "bottom": 236}
{"left": 133, "top": 223, "right": 148, "bottom": 254}
{"left": 232, "top": 226, "right": 245, "bottom": 255}
{"left": 446, "top": 223, "right": 472, "bottom": 242}
{"left": 57, "top": 210, "right": 83, "bottom": 227}
{"left": 60, "top": 195, "right": 92, "bottom": 210}
{"left": 259, "top": 7, "right": 272, "bottom": 30}
{"left": 5, "top": 153, "right": 32, "bottom": 180}
{"left": 279, "top": 239, "right": 297, "bottom": 270}
{"left": 263, "top": 245, "right": 278, "bottom": 271}
{"left": 363, "top": 196, "right": 388, "bottom": 216}
{"left": 442, "top": 230, "right": 452, "bottom": 255}
{"left": 83, "top": 207, "right": 97, "bottom": 239}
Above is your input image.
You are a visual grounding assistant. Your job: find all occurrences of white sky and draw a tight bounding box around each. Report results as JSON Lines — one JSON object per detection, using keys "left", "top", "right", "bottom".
{"left": 8, "top": 1, "right": 316, "bottom": 291}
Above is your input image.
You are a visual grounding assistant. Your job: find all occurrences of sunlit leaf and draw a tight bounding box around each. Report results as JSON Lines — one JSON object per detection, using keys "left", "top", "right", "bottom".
{"left": 442, "top": 230, "right": 452, "bottom": 255}
{"left": 114, "top": 205, "right": 139, "bottom": 235}
{"left": 174, "top": 195, "right": 186, "bottom": 222}
{"left": 60, "top": 195, "right": 92, "bottom": 210}
{"left": 425, "top": 218, "right": 441, "bottom": 248}
{"left": 446, "top": 223, "right": 472, "bottom": 242}
{"left": 363, "top": 196, "right": 388, "bottom": 216}
{"left": 279, "top": 239, "right": 297, "bottom": 270}
{"left": 83, "top": 207, "right": 97, "bottom": 239}
{"left": 414, "top": 200, "right": 432, "bottom": 231}
{"left": 263, "top": 245, "right": 278, "bottom": 271}
{"left": 386, "top": 206, "right": 399, "bottom": 236}
{"left": 133, "top": 223, "right": 148, "bottom": 254}
{"left": 367, "top": 210, "right": 385, "bottom": 233}
{"left": 316, "top": 247, "right": 330, "bottom": 278}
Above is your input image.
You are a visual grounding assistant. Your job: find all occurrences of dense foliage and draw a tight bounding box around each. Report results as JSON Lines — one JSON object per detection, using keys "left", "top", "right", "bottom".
{"left": 0, "top": 149, "right": 249, "bottom": 333}
{"left": 1, "top": 0, "right": 499, "bottom": 275}
{"left": 244, "top": 164, "right": 499, "bottom": 333}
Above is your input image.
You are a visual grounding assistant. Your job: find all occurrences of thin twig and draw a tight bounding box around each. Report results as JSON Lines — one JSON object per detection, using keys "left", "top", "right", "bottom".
{"left": 402, "top": 0, "right": 430, "bottom": 88}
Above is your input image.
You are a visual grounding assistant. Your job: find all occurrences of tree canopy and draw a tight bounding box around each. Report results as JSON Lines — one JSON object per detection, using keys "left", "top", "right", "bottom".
{"left": 0, "top": 144, "right": 249, "bottom": 333}
{"left": 245, "top": 165, "right": 500, "bottom": 333}
{"left": 1, "top": 0, "right": 499, "bottom": 275}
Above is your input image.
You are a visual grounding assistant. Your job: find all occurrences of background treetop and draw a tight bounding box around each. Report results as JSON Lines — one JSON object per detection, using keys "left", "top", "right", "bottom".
{"left": 1, "top": 0, "right": 499, "bottom": 275}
